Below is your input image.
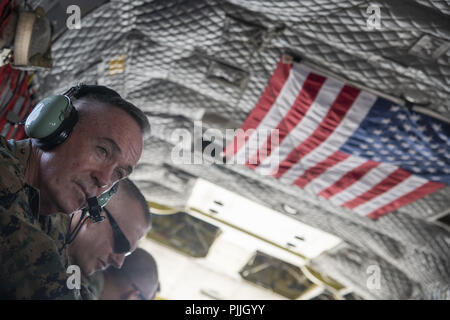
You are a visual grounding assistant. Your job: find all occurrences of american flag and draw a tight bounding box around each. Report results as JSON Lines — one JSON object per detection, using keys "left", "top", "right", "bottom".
{"left": 224, "top": 57, "right": 450, "bottom": 219}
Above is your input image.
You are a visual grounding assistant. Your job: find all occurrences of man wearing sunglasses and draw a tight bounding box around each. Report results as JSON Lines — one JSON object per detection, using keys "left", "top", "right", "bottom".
{"left": 44, "top": 178, "right": 150, "bottom": 299}
{"left": 68, "top": 178, "right": 151, "bottom": 275}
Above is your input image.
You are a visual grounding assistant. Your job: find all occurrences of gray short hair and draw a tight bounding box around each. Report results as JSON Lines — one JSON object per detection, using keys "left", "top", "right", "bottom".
{"left": 118, "top": 178, "right": 151, "bottom": 229}
{"left": 73, "top": 84, "right": 150, "bottom": 139}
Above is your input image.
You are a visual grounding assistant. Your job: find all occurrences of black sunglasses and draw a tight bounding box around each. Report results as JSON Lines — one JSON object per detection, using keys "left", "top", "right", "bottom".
{"left": 103, "top": 207, "right": 131, "bottom": 254}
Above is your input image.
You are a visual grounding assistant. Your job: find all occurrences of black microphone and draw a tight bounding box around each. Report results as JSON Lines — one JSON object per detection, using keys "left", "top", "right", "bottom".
{"left": 87, "top": 196, "right": 105, "bottom": 223}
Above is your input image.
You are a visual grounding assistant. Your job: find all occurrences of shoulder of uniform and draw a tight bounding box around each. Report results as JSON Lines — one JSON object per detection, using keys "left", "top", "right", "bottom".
{"left": 0, "top": 137, "right": 31, "bottom": 195}
{"left": 80, "top": 274, "right": 100, "bottom": 300}
{"left": 44, "top": 213, "right": 71, "bottom": 235}
{"left": 0, "top": 136, "right": 20, "bottom": 165}
{"left": 42, "top": 213, "right": 71, "bottom": 256}
{"left": 0, "top": 138, "right": 40, "bottom": 226}
{"left": 0, "top": 213, "right": 79, "bottom": 299}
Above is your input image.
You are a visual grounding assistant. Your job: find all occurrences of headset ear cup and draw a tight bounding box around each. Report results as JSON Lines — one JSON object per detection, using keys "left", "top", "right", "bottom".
{"left": 25, "top": 95, "right": 79, "bottom": 150}
{"left": 32, "top": 106, "right": 78, "bottom": 150}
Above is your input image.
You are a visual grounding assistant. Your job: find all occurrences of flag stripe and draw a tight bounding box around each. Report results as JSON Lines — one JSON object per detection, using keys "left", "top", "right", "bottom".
{"left": 293, "top": 151, "right": 349, "bottom": 188}
{"left": 246, "top": 72, "right": 326, "bottom": 169}
{"left": 328, "top": 162, "right": 398, "bottom": 206}
{"left": 224, "top": 61, "right": 292, "bottom": 160}
{"left": 341, "top": 167, "right": 412, "bottom": 209}
{"left": 1, "top": 123, "right": 10, "bottom": 136}
{"left": 233, "top": 63, "right": 308, "bottom": 165}
{"left": 367, "top": 181, "right": 445, "bottom": 219}
{"left": 277, "top": 91, "right": 378, "bottom": 186}
{"left": 0, "top": 73, "right": 27, "bottom": 130}
{"left": 319, "top": 159, "right": 380, "bottom": 199}
{"left": 274, "top": 84, "right": 360, "bottom": 179}
{"left": 254, "top": 77, "right": 344, "bottom": 176}
{"left": 354, "top": 175, "right": 435, "bottom": 216}
{"left": 5, "top": 124, "right": 15, "bottom": 140}
{"left": 304, "top": 154, "right": 369, "bottom": 194}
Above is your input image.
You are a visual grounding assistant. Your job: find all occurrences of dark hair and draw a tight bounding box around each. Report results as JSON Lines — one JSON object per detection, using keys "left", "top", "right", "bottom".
{"left": 72, "top": 84, "right": 150, "bottom": 138}
{"left": 107, "top": 248, "right": 159, "bottom": 299}
{"left": 119, "top": 178, "right": 152, "bottom": 228}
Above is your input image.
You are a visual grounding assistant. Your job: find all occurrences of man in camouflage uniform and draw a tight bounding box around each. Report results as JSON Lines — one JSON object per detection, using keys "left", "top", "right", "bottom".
{"left": 0, "top": 137, "right": 78, "bottom": 299}
{"left": 44, "top": 178, "right": 152, "bottom": 300}
{"left": 0, "top": 85, "right": 150, "bottom": 299}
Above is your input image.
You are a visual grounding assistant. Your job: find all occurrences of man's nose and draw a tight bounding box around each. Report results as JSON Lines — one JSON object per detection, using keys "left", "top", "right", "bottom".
{"left": 109, "top": 253, "right": 126, "bottom": 269}
{"left": 92, "top": 164, "right": 115, "bottom": 194}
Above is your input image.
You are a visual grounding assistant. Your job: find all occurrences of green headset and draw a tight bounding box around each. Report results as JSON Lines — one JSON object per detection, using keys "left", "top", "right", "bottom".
{"left": 25, "top": 83, "right": 124, "bottom": 150}
{"left": 86, "top": 182, "right": 119, "bottom": 223}
{"left": 97, "top": 182, "right": 119, "bottom": 208}
{"left": 25, "top": 85, "right": 81, "bottom": 150}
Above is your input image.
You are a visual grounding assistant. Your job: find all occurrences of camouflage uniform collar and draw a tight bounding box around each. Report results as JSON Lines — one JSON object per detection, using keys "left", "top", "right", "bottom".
{"left": 7, "top": 138, "right": 40, "bottom": 220}
{"left": 8, "top": 138, "right": 32, "bottom": 177}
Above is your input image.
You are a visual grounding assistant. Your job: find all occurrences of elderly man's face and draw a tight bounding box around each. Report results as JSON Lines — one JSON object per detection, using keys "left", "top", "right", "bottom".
{"left": 69, "top": 192, "right": 149, "bottom": 275}
{"left": 37, "top": 99, "right": 143, "bottom": 214}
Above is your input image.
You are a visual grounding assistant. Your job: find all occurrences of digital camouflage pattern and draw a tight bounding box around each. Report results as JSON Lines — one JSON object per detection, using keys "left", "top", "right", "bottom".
{"left": 44, "top": 211, "right": 100, "bottom": 300}
{"left": 0, "top": 136, "right": 79, "bottom": 299}
{"left": 40, "top": 212, "right": 72, "bottom": 272}
{"left": 80, "top": 271, "right": 104, "bottom": 300}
